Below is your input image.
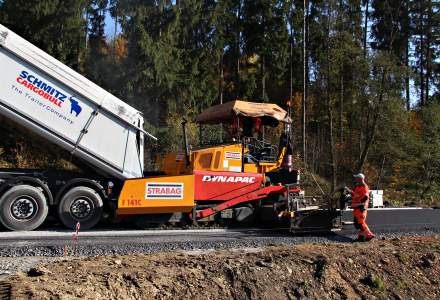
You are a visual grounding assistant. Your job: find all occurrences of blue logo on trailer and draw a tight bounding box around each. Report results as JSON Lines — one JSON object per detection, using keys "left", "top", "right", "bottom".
{"left": 69, "top": 96, "right": 82, "bottom": 117}
{"left": 16, "top": 70, "right": 82, "bottom": 117}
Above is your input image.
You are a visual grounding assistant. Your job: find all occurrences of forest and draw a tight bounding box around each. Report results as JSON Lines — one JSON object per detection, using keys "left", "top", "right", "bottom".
{"left": 0, "top": 0, "right": 439, "bottom": 204}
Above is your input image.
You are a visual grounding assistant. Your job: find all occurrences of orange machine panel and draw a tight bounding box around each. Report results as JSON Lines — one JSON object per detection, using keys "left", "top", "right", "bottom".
{"left": 159, "top": 152, "right": 188, "bottom": 175}
{"left": 117, "top": 175, "right": 195, "bottom": 215}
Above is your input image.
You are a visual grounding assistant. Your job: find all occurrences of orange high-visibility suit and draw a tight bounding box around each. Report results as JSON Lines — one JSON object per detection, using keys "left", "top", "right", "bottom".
{"left": 351, "top": 184, "right": 374, "bottom": 240}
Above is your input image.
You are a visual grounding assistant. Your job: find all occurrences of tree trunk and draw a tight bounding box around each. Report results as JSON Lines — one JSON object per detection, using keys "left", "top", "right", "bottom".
{"left": 338, "top": 0, "right": 344, "bottom": 146}
{"left": 85, "top": 8, "right": 89, "bottom": 50}
{"left": 363, "top": 0, "right": 369, "bottom": 57}
{"left": 404, "top": 1, "right": 410, "bottom": 110}
{"left": 419, "top": 1, "right": 425, "bottom": 106}
{"left": 424, "top": 0, "right": 432, "bottom": 104}
{"left": 405, "top": 35, "right": 410, "bottom": 110}
{"left": 302, "top": 0, "right": 308, "bottom": 165}
{"left": 236, "top": 0, "right": 241, "bottom": 92}
{"left": 357, "top": 69, "right": 387, "bottom": 172}
{"left": 219, "top": 50, "right": 224, "bottom": 141}
{"left": 219, "top": 51, "right": 224, "bottom": 105}
{"left": 339, "top": 68, "right": 344, "bottom": 145}
{"left": 327, "top": 1, "right": 336, "bottom": 193}
{"left": 328, "top": 105, "right": 337, "bottom": 192}
{"left": 113, "top": 3, "right": 118, "bottom": 55}
{"left": 289, "top": 1, "right": 294, "bottom": 105}
{"left": 262, "top": 56, "right": 266, "bottom": 101}
{"left": 76, "top": 4, "right": 84, "bottom": 70}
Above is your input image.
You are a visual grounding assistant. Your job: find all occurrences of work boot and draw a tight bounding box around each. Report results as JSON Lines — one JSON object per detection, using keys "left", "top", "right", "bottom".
{"left": 365, "top": 234, "right": 375, "bottom": 241}
{"left": 353, "top": 236, "right": 365, "bottom": 242}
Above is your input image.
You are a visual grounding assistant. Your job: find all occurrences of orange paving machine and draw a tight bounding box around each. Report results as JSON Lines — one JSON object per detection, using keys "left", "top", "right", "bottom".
{"left": 116, "top": 100, "right": 337, "bottom": 230}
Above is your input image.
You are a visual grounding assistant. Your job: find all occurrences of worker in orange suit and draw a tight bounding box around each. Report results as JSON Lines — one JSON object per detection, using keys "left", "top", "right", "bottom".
{"left": 347, "top": 173, "right": 375, "bottom": 242}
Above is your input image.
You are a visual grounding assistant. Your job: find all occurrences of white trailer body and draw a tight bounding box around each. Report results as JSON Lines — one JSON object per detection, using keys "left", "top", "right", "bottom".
{"left": 0, "top": 24, "right": 151, "bottom": 180}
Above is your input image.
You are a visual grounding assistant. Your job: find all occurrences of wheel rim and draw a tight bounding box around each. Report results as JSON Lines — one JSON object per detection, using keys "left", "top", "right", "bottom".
{"left": 70, "top": 197, "right": 94, "bottom": 220}
{"left": 10, "top": 196, "right": 38, "bottom": 220}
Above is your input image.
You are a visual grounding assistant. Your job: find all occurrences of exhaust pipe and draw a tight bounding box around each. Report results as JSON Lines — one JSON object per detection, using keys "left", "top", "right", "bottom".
{"left": 182, "top": 119, "right": 190, "bottom": 167}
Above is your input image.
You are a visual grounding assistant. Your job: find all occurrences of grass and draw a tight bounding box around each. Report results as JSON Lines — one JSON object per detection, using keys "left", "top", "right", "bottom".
{"left": 301, "top": 279, "right": 311, "bottom": 288}
{"left": 372, "top": 275, "right": 386, "bottom": 291}
{"left": 396, "top": 279, "right": 406, "bottom": 289}
{"left": 396, "top": 253, "right": 409, "bottom": 264}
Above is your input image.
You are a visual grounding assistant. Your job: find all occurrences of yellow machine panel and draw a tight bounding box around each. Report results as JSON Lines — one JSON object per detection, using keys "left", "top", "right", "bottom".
{"left": 192, "top": 144, "right": 243, "bottom": 172}
{"left": 117, "top": 175, "right": 195, "bottom": 215}
{"left": 159, "top": 143, "right": 287, "bottom": 176}
{"left": 243, "top": 147, "right": 286, "bottom": 174}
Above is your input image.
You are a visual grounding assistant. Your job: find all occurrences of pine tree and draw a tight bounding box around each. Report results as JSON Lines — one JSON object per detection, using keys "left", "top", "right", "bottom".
{"left": 371, "top": 0, "right": 412, "bottom": 109}
{"left": 85, "top": 0, "right": 109, "bottom": 86}
{"left": 242, "top": 0, "right": 289, "bottom": 102}
{"left": 119, "top": 0, "right": 183, "bottom": 125}
{"left": 412, "top": 0, "right": 439, "bottom": 106}
{"left": 0, "top": 0, "right": 87, "bottom": 70}
{"left": 174, "top": 0, "right": 218, "bottom": 110}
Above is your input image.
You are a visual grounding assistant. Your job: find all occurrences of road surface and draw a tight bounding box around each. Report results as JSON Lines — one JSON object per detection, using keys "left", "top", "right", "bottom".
{"left": 0, "top": 208, "right": 437, "bottom": 257}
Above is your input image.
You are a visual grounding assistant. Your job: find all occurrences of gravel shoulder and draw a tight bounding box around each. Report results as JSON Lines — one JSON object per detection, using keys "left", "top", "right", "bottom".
{"left": 0, "top": 227, "right": 438, "bottom": 276}
{"left": 1, "top": 235, "right": 440, "bottom": 299}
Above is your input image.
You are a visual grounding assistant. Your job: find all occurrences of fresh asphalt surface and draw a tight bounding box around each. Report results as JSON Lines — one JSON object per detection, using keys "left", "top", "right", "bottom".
{"left": 0, "top": 208, "right": 438, "bottom": 257}
{"left": 343, "top": 207, "right": 440, "bottom": 233}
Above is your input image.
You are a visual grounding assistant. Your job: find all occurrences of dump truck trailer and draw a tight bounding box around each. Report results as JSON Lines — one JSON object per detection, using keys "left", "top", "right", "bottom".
{"left": 0, "top": 24, "right": 336, "bottom": 232}
{"left": 0, "top": 24, "right": 158, "bottom": 230}
{"left": 0, "top": 24, "right": 151, "bottom": 180}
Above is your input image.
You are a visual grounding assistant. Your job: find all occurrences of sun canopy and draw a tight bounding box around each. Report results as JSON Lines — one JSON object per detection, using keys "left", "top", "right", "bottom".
{"left": 196, "top": 100, "right": 291, "bottom": 125}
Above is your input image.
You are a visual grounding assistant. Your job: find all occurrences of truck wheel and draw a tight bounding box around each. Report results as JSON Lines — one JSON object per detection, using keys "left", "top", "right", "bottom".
{"left": 0, "top": 185, "right": 48, "bottom": 231}
{"left": 58, "top": 186, "right": 103, "bottom": 230}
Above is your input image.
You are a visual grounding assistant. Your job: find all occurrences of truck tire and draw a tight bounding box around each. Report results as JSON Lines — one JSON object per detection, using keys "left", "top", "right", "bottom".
{"left": 58, "top": 186, "right": 103, "bottom": 230}
{"left": 0, "top": 185, "right": 48, "bottom": 231}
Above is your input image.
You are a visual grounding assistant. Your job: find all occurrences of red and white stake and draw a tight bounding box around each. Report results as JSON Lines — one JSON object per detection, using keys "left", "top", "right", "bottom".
{"left": 72, "top": 222, "right": 80, "bottom": 256}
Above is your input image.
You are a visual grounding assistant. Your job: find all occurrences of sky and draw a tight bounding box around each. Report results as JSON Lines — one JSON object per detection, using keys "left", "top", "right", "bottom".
{"left": 104, "top": 10, "right": 121, "bottom": 40}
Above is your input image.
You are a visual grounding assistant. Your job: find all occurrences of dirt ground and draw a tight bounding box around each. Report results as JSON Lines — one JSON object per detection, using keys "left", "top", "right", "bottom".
{"left": 2, "top": 236, "right": 440, "bottom": 300}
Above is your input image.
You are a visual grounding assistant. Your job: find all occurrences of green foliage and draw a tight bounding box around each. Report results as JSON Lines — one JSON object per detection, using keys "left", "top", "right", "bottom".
{"left": 396, "top": 278, "right": 407, "bottom": 290}
{"left": 414, "top": 104, "right": 440, "bottom": 198}
{"left": 0, "top": 0, "right": 87, "bottom": 70}
{"left": 371, "top": 274, "right": 386, "bottom": 291}
{"left": 84, "top": 0, "right": 109, "bottom": 86}
{"left": 0, "top": 125, "right": 78, "bottom": 170}
{"left": 242, "top": 0, "right": 290, "bottom": 101}
{"left": 396, "top": 253, "right": 409, "bottom": 264}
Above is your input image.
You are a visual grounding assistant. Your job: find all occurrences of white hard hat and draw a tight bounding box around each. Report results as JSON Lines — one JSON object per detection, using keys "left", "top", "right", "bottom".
{"left": 353, "top": 173, "right": 365, "bottom": 180}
